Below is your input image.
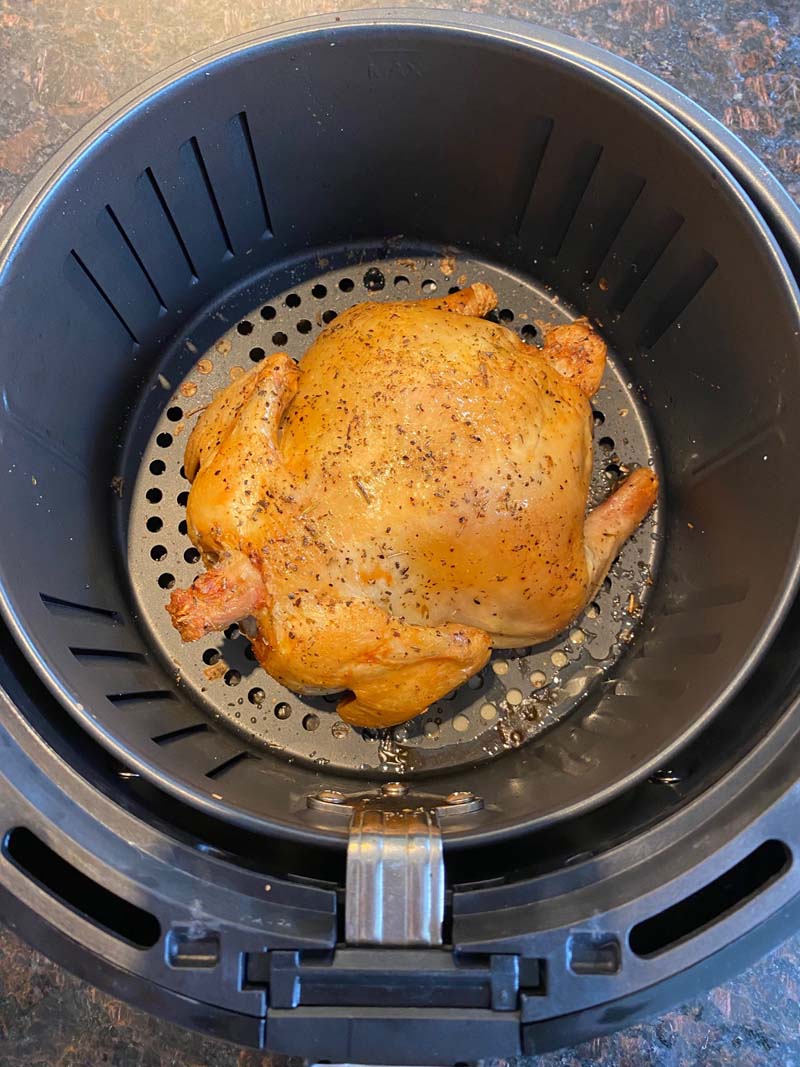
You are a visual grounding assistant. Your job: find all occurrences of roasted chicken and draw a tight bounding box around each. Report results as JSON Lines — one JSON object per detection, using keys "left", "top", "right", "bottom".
{"left": 167, "top": 283, "right": 657, "bottom": 727}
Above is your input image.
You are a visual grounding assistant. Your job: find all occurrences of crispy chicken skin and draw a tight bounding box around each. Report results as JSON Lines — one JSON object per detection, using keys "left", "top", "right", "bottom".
{"left": 167, "top": 283, "right": 658, "bottom": 727}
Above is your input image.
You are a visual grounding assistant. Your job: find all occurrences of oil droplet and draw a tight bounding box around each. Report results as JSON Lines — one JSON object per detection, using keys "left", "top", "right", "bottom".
{"left": 229, "top": 365, "right": 245, "bottom": 380}
{"left": 506, "top": 688, "right": 523, "bottom": 706}
{"left": 562, "top": 675, "right": 588, "bottom": 697}
{"left": 332, "top": 721, "right": 349, "bottom": 739}
{"left": 480, "top": 703, "right": 497, "bottom": 721}
{"left": 586, "top": 603, "right": 600, "bottom": 620}
{"left": 492, "top": 660, "right": 509, "bottom": 676}
{"left": 180, "top": 381, "right": 198, "bottom": 398}
{"left": 569, "top": 628, "right": 585, "bottom": 645}
{"left": 215, "top": 338, "right": 232, "bottom": 356}
{"left": 551, "top": 650, "right": 569, "bottom": 669}
{"left": 530, "top": 670, "right": 547, "bottom": 689}
{"left": 452, "top": 713, "right": 470, "bottom": 732}
{"left": 197, "top": 357, "right": 213, "bottom": 374}
{"left": 424, "top": 721, "right": 440, "bottom": 739}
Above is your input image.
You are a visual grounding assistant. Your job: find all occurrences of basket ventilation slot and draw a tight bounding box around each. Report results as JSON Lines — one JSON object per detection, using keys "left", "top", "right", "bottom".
{"left": 70, "top": 647, "right": 147, "bottom": 664}
{"left": 152, "top": 722, "right": 212, "bottom": 745}
{"left": 205, "top": 750, "right": 259, "bottom": 781}
{"left": 143, "top": 166, "right": 199, "bottom": 280}
{"left": 518, "top": 127, "right": 602, "bottom": 256}
{"left": 573, "top": 170, "right": 645, "bottom": 284}
{"left": 608, "top": 208, "right": 684, "bottom": 313}
{"left": 104, "top": 204, "right": 168, "bottom": 310}
{"left": 40, "top": 592, "right": 122, "bottom": 624}
{"left": 181, "top": 136, "right": 234, "bottom": 256}
{"left": 232, "top": 110, "right": 273, "bottom": 237}
{"left": 629, "top": 839, "right": 790, "bottom": 957}
{"left": 68, "top": 250, "right": 140, "bottom": 345}
{"left": 106, "top": 689, "right": 177, "bottom": 705}
{"left": 2, "top": 827, "right": 161, "bottom": 949}
{"left": 637, "top": 248, "right": 717, "bottom": 348}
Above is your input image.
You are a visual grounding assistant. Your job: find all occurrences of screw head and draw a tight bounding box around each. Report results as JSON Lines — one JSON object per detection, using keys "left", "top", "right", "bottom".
{"left": 317, "top": 789, "right": 346, "bottom": 804}
{"left": 382, "top": 781, "right": 409, "bottom": 797}
{"left": 446, "top": 790, "right": 475, "bottom": 805}
{"left": 649, "top": 769, "right": 682, "bottom": 785}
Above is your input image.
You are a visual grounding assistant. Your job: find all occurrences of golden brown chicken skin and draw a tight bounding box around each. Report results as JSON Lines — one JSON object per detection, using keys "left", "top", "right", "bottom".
{"left": 167, "top": 283, "right": 657, "bottom": 727}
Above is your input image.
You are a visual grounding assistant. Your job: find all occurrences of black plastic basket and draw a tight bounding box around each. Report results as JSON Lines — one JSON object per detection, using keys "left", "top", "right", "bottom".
{"left": 1, "top": 12, "right": 800, "bottom": 1063}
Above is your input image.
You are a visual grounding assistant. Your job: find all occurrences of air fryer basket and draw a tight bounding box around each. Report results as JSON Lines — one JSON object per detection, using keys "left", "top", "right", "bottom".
{"left": 2, "top": 12, "right": 800, "bottom": 1062}
{"left": 1, "top": 15, "right": 799, "bottom": 847}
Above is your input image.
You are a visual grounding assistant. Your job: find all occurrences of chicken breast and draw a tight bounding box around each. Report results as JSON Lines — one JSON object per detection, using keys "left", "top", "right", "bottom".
{"left": 167, "top": 283, "right": 657, "bottom": 727}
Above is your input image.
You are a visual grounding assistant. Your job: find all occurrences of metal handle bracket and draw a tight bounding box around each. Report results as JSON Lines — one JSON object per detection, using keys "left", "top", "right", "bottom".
{"left": 347, "top": 807, "right": 444, "bottom": 946}
{"left": 308, "top": 783, "right": 484, "bottom": 946}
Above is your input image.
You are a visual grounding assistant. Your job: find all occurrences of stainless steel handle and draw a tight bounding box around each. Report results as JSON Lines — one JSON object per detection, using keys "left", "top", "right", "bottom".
{"left": 346, "top": 807, "right": 444, "bottom": 946}
{"left": 308, "top": 782, "right": 484, "bottom": 947}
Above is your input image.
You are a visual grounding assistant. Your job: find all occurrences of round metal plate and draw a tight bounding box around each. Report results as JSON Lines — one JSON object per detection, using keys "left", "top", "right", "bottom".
{"left": 127, "top": 250, "right": 660, "bottom": 777}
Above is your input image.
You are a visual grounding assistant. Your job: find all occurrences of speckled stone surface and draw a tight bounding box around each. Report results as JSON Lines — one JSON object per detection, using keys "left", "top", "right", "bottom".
{"left": 1, "top": 0, "right": 799, "bottom": 1064}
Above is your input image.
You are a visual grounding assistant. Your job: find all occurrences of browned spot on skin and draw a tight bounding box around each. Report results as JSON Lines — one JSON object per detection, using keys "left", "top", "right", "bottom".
{"left": 0, "top": 120, "right": 47, "bottom": 175}
{"left": 230, "top": 365, "right": 245, "bottom": 381}
{"left": 215, "top": 338, "right": 232, "bottom": 356}
{"left": 197, "top": 358, "right": 213, "bottom": 375}
{"left": 359, "top": 564, "right": 393, "bottom": 585}
{"left": 203, "top": 660, "right": 227, "bottom": 681}
{"left": 180, "top": 381, "right": 198, "bottom": 398}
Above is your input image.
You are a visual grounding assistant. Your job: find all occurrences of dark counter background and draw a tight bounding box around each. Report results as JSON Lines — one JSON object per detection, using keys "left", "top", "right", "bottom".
{"left": 1, "top": 0, "right": 799, "bottom": 1063}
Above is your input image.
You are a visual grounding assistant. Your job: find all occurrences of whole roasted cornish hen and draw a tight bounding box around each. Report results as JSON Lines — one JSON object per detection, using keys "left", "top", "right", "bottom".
{"left": 167, "top": 283, "right": 657, "bottom": 727}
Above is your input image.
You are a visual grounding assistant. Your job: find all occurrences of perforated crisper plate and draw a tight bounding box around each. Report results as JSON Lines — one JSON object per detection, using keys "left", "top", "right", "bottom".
{"left": 126, "top": 250, "right": 661, "bottom": 776}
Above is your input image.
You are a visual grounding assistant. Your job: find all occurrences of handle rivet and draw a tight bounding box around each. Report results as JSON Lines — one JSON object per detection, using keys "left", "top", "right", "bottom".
{"left": 382, "top": 781, "right": 409, "bottom": 797}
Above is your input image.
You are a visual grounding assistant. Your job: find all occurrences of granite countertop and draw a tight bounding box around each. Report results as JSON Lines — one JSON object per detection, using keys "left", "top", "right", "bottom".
{"left": 1, "top": 0, "right": 799, "bottom": 1064}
